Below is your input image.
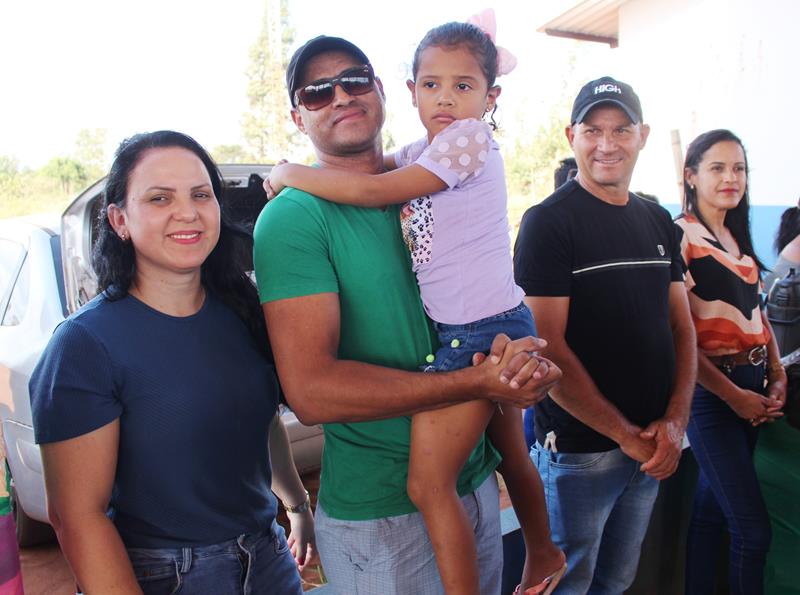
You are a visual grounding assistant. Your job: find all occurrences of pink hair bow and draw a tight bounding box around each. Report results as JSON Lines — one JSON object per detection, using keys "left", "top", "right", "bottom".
{"left": 467, "top": 8, "right": 517, "bottom": 76}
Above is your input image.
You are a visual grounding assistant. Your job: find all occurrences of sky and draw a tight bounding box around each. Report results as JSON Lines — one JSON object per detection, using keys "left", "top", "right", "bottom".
{"left": 0, "top": 0, "right": 614, "bottom": 170}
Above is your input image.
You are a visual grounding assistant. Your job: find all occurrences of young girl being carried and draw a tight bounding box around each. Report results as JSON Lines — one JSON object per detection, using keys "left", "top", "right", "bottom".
{"left": 267, "top": 11, "right": 565, "bottom": 595}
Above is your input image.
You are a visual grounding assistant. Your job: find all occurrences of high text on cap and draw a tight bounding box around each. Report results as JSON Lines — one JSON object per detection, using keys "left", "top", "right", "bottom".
{"left": 594, "top": 84, "right": 622, "bottom": 94}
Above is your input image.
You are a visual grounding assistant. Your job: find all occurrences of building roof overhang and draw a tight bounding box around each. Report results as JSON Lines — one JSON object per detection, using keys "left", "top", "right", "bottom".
{"left": 538, "top": 0, "right": 628, "bottom": 48}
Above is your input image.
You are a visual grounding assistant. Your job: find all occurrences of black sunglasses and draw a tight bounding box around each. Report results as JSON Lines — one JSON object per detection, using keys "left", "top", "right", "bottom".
{"left": 294, "top": 65, "right": 376, "bottom": 111}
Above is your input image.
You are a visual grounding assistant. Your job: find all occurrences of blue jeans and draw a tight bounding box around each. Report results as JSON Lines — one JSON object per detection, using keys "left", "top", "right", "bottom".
{"left": 126, "top": 520, "right": 302, "bottom": 595}
{"left": 426, "top": 303, "right": 536, "bottom": 372}
{"left": 315, "top": 474, "right": 502, "bottom": 595}
{"left": 685, "top": 364, "right": 771, "bottom": 595}
{"left": 523, "top": 407, "right": 536, "bottom": 449}
{"left": 532, "top": 442, "right": 658, "bottom": 595}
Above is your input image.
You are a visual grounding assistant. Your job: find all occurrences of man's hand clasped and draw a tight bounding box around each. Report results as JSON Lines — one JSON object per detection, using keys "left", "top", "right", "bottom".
{"left": 617, "top": 416, "right": 685, "bottom": 481}
{"left": 638, "top": 417, "right": 685, "bottom": 481}
{"left": 473, "top": 334, "right": 562, "bottom": 408}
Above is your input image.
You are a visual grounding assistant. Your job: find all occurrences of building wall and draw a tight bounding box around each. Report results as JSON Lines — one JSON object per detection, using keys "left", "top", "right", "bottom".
{"left": 612, "top": 0, "right": 797, "bottom": 205}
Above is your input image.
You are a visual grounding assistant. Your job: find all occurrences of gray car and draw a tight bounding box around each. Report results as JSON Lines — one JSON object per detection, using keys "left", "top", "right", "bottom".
{"left": 0, "top": 165, "right": 323, "bottom": 546}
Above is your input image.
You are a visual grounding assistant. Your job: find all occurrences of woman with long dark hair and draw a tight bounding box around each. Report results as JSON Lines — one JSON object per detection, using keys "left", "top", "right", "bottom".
{"left": 676, "top": 129, "right": 786, "bottom": 594}
{"left": 29, "top": 131, "right": 311, "bottom": 594}
{"left": 763, "top": 199, "right": 800, "bottom": 291}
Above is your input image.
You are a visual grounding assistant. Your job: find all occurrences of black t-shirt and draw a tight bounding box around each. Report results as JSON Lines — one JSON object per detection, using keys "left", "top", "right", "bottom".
{"left": 513, "top": 180, "right": 684, "bottom": 452}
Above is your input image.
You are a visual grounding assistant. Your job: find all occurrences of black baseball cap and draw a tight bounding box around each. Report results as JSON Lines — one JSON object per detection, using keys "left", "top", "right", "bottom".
{"left": 570, "top": 76, "right": 643, "bottom": 125}
{"left": 286, "top": 35, "right": 371, "bottom": 106}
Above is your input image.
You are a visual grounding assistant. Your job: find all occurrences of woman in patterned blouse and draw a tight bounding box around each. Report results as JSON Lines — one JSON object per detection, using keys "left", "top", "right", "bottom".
{"left": 676, "top": 129, "right": 786, "bottom": 595}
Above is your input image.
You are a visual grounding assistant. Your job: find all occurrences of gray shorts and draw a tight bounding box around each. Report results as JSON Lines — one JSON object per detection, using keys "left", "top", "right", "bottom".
{"left": 315, "top": 473, "right": 502, "bottom": 595}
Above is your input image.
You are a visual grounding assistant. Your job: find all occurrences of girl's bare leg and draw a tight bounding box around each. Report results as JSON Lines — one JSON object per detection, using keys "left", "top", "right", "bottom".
{"left": 408, "top": 400, "right": 495, "bottom": 595}
{"left": 488, "top": 406, "right": 566, "bottom": 592}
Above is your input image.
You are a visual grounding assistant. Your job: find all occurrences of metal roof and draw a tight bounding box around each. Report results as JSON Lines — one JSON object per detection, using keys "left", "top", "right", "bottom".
{"left": 538, "top": 0, "right": 629, "bottom": 48}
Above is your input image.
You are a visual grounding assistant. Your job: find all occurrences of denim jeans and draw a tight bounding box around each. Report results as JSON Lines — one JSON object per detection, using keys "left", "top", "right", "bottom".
{"left": 126, "top": 520, "right": 302, "bottom": 595}
{"left": 523, "top": 407, "right": 536, "bottom": 450}
{"left": 426, "top": 303, "right": 537, "bottom": 372}
{"left": 532, "top": 442, "right": 658, "bottom": 595}
{"left": 315, "top": 474, "right": 502, "bottom": 595}
{"left": 685, "top": 363, "right": 771, "bottom": 595}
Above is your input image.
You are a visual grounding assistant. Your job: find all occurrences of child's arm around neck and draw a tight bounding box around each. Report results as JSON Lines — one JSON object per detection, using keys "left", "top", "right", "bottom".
{"left": 268, "top": 160, "right": 448, "bottom": 207}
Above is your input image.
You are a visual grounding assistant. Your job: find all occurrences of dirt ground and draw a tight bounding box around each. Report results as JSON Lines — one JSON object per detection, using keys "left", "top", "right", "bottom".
{"left": 19, "top": 542, "right": 74, "bottom": 595}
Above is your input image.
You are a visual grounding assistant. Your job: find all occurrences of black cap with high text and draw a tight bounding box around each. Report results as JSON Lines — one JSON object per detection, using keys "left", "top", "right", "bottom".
{"left": 570, "top": 76, "right": 643, "bottom": 125}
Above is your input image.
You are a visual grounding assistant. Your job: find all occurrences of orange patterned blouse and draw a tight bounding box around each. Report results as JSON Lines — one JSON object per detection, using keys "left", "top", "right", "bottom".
{"left": 676, "top": 214, "right": 770, "bottom": 356}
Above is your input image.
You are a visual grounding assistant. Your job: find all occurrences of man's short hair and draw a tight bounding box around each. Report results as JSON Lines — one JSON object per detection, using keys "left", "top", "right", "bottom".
{"left": 286, "top": 35, "right": 371, "bottom": 107}
{"left": 571, "top": 76, "right": 643, "bottom": 125}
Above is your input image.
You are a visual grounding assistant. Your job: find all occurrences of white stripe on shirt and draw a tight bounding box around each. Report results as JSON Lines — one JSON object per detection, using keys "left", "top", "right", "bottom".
{"left": 572, "top": 259, "right": 672, "bottom": 275}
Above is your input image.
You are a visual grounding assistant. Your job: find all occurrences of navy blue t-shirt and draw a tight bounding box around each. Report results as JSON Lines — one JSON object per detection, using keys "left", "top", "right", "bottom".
{"left": 30, "top": 291, "right": 279, "bottom": 548}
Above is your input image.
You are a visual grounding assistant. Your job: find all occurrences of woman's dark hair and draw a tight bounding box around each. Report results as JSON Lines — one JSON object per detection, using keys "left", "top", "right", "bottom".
{"left": 682, "top": 128, "right": 766, "bottom": 271}
{"left": 92, "top": 130, "right": 268, "bottom": 353}
{"left": 554, "top": 157, "right": 577, "bottom": 190}
{"left": 774, "top": 203, "right": 800, "bottom": 254}
{"left": 411, "top": 22, "right": 499, "bottom": 129}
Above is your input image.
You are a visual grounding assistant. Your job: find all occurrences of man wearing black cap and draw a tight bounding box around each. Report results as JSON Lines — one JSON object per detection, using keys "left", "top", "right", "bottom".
{"left": 253, "top": 35, "right": 561, "bottom": 594}
{"left": 513, "top": 76, "right": 697, "bottom": 593}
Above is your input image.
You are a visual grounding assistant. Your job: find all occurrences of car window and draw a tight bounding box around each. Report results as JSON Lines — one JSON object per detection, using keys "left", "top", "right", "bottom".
{"left": 3, "top": 254, "right": 29, "bottom": 326}
{"left": 0, "top": 238, "right": 26, "bottom": 322}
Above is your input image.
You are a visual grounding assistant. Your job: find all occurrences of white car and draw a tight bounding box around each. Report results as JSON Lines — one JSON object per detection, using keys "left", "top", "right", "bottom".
{"left": 0, "top": 165, "right": 323, "bottom": 546}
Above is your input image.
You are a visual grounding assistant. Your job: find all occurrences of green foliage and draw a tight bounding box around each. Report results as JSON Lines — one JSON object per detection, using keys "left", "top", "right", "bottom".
{"left": 0, "top": 155, "right": 18, "bottom": 179}
{"left": 241, "top": 0, "right": 296, "bottom": 162}
{"left": 73, "top": 128, "right": 108, "bottom": 179}
{"left": 41, "top": 157, "right": 89, "bottom": 194}
{"left": 0, "top": 156, "right": 24, "bottom": 214}
{"left": 0, "top": 128, "right": 110, "bottom": 219}
{"left": 0, "top": 167, "right": 70, "bottom": 219}
{"left": 502, "top": 48, "right": 576, "bottom": 233}
{"left": 505, "top": 112, "right": 571, "bottom": 203}
{"left": 504, "top": 112, "right": 571, "bottom": 236}
{"left": 212, "top": 144, "right": 255, "bottom": 164}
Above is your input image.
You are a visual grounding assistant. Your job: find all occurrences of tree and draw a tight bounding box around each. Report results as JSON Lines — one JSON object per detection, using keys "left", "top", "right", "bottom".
{"left": 241, "top": 0, "right": 296, "bottom": 162}
{"left": 504, "top": 47, "right": 578, "bottom": 205}
{"left": 505, "top": 110, "right": 571, "bottom": 202}
{"left": 0, "top": 155, "right": 18, "bottom": 181}
{"left": 212, "top": 144, "right": 254, "bottom": 164}
{"left": 73, "top": 128, "right": 108, "bottom": 180}
{"left": 0, "top": 155, "right": 22, "bottom": 203}
{"left": 41, "top": 157, "right": 89, "bottom": 194}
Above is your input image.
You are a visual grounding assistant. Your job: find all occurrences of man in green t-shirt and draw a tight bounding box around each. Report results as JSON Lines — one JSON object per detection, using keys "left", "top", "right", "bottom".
{"left": 253, "top": 35, "right": 561, "bottom": 594}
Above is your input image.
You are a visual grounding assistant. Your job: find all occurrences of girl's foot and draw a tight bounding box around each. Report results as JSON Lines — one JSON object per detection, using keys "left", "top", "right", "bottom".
{"left": 516, "top": 545, "right": 567, "bottom": 594}
{"left": 514, "top": 562, "right": 567, "bottom": 594}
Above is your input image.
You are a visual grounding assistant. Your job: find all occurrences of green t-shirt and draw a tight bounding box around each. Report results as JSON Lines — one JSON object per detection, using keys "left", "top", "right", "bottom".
{"left": 0, "top": 458, "right": 10, "bottom": 516}
{"left": 253, "top": 188, "right": 499, "bottom": 521}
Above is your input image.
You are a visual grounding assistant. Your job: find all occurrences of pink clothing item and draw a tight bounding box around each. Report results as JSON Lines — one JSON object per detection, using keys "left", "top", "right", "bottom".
{"left": 396, "top": 119, "right": 523, "bottom": 324}
{"left": 0, "top": 515, "right": 23, "bottom": 595}
{"left": 466, "top": 8, "right": 517, "bottom": 75}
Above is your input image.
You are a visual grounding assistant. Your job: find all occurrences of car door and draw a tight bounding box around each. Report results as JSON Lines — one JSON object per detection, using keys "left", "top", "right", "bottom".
{"left": 0, "top": 220, "right": 65, "bottom": 534}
